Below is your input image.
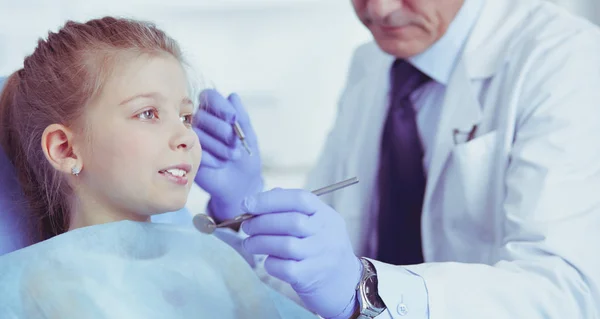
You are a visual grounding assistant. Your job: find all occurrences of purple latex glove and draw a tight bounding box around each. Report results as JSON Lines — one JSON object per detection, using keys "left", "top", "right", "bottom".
{"left": 241, "top": 188, "right": 362, "bottom": 319}
{"left": 193, "top": 89, "right": 263, "bottom": 221}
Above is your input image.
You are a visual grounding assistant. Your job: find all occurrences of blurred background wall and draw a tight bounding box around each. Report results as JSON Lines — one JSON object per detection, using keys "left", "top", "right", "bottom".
{"left": 0, "top": 0, "right": 597, "bottom": 214}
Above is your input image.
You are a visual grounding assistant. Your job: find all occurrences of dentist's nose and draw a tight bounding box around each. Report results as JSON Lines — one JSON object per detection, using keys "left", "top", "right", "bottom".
{"left": 365, "top": 0, "right": 403, "bottom": 24}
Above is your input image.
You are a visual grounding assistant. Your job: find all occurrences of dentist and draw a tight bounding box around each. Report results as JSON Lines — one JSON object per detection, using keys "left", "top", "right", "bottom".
{"left": 194, "top": 0, "right": 600, "bottom": 318}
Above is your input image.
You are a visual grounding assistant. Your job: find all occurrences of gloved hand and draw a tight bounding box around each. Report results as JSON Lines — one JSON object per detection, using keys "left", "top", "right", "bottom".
{"left": 240, "top": 188, "right": 362, "bottom": 319}
{"left": 193, "top": 89, "right": 263, "bottom": 222}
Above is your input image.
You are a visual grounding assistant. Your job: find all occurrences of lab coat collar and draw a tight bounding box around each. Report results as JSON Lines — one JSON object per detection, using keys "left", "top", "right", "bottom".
{"left": 461, "top": 0, "right": 540, "bottom": 79}
{"left": 408, "top": 0, "right": 485, "bottom": 85}
{"left": 411, "top": 0, "right": 539, "bottom": 82}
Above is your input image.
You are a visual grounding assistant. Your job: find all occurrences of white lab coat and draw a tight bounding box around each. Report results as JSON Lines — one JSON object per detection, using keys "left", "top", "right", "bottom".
{"left": 304, "top": 0, "right": 600, "bottom": 317}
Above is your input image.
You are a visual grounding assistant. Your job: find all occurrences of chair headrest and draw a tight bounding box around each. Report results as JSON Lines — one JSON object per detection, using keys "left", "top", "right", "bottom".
{"left": 0, "top": 76, "right": 31, "bottom": 255}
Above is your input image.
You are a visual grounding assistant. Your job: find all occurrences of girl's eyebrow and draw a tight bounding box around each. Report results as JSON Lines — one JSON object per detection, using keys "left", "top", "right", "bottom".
{"left": 120, "top": 92, "right": 193, "bottom": 106}
{"left": 119, "top": 92, "right": 162, "bottom": 106}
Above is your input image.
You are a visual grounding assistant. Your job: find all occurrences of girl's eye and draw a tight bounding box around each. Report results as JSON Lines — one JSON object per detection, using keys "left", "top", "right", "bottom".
{"left": 137, "top": 109, "right": 158, "bottom": 120}
{"left": 181, "top": 114, "right": 193, "bottom": 126}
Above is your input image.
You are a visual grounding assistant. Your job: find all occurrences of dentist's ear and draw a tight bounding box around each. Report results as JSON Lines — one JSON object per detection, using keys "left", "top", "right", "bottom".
{"left": 41, "top": 124, "right": 83, "bottom": 176}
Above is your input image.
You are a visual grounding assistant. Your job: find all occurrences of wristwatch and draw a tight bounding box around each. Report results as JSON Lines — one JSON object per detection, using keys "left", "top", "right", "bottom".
{"left": 354, "top": 257, "right": 387, "bottom": 318}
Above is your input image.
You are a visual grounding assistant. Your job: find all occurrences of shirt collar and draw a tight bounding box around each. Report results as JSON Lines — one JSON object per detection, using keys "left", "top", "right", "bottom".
{"left": 408, "top": 0, "right": 485, "bottom": 85}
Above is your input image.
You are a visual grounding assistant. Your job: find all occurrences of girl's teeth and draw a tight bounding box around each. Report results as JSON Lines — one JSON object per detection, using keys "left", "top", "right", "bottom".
{"left": 165, "top": 169, "right": 186, "bottom": 177}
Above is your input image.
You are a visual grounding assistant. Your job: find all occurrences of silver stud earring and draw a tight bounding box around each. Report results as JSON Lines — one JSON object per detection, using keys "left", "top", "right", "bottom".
{"left": 71, "top": 166, "right": 81, "bottom": 176}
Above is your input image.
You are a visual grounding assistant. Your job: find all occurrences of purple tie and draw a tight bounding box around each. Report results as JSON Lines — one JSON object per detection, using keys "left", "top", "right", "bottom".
{"left": 376, "top": 59, "right": 431, "bottom": 265}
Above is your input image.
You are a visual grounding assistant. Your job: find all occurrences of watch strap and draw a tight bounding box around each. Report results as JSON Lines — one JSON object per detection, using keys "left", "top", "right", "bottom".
{"left": 356, "top": 258, "right": 386, "bottom": 318}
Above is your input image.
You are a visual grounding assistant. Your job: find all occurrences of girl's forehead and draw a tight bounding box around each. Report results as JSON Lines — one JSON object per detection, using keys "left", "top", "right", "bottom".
{"left": 95, "top": 55, "right": 188, "bottom": 107}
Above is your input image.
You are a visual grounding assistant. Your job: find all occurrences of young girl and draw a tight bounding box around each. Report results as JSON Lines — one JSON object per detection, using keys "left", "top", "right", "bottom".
{"left": 0, "top": 17, "right": 315, "bottom": 318}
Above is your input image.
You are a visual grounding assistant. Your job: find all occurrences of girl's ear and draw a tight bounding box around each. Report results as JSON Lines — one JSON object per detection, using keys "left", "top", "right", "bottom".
{"left": 41, "top": 124, "right": 83, "bottom": 175}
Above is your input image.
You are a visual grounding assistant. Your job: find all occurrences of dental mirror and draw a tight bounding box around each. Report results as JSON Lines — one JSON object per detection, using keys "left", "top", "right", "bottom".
{"left": 193, "top": 177, "right": 359, "bottom": 235}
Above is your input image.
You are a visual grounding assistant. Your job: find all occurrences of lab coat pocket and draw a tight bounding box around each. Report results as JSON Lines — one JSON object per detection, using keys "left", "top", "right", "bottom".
{"left": 446, "top": 130, "right": 499, "bottom": 242}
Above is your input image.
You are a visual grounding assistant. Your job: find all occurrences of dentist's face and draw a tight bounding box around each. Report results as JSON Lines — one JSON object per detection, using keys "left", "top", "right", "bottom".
{"left": 352, "top": 0, "right": 464, "bottom": 58}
